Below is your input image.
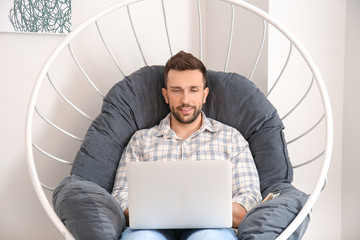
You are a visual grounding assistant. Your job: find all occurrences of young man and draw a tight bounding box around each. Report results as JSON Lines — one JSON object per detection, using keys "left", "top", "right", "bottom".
{"left": 112, "top": 51, "right": 261, "bottom": 240}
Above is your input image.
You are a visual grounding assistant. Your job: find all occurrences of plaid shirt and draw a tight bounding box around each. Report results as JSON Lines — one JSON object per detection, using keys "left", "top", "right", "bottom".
{"left": 112, "top": 112, "right": 261, "bottom": 212}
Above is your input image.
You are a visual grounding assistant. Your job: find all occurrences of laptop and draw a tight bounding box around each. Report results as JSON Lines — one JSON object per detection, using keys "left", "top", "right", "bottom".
{"left": 127, "top": 160, "right": 232, "bottom": 229}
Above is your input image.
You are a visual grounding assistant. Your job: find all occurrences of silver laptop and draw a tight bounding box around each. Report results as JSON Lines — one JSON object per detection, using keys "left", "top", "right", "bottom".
{"left": 127, "top": 160, "right": 232, "bottom": 229}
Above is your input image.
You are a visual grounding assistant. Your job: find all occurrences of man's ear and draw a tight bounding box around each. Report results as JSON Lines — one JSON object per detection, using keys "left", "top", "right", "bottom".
{"left": 203, "top": 87, "right": 209, "bottom": 104}
{"left": 162, "top": 88, "right": 169, "bottom": 104}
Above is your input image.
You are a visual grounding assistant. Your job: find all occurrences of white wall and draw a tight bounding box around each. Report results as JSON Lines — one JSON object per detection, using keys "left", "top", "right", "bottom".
{"left": 0, "top": 28, "right": 64, "bottom": 240}
{"left": 342, "top": 0, "right": 360, "bottom": 239}
{"left": 269, "top": 1, "right": 346, "bottom": 239}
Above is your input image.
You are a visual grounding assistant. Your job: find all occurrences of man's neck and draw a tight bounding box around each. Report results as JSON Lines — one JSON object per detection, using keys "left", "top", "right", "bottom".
{"left": 170, "top": 114, "right": 203, "bottom": 140}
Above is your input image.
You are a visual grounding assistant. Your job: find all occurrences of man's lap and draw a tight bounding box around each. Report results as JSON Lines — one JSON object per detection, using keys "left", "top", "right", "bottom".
{"left": 120, "top": 228, "right": 238, "bottom": 240}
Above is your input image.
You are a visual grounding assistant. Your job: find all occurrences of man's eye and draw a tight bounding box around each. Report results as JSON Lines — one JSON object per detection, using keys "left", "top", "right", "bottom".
{"left": 191, "top": 89, "right": 199, "bottom": 92}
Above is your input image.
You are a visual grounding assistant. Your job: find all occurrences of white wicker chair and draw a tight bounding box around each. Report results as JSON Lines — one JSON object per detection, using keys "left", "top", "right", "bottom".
{"left": 25, "top": 0, "right": 333, "bottom": 239}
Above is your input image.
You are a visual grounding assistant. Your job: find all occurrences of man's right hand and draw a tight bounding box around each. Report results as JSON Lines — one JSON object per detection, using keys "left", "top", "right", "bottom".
{"left": 124, "top": 208, "right": 130, "bottom": 226}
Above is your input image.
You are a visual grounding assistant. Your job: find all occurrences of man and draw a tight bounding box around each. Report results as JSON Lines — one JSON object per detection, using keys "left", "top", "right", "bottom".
{"left": 112, "top": 51, "right": 261, "bottom": 240}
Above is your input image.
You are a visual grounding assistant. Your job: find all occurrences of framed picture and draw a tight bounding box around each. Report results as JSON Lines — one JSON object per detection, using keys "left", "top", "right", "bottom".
{"left": 0, "top": 0, "right": 71, "bottom": 34}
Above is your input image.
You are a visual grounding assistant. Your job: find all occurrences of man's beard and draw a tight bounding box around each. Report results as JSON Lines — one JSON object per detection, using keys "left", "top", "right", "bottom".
{"left": 170, "top": 104, "right": 202, "bottom": 124}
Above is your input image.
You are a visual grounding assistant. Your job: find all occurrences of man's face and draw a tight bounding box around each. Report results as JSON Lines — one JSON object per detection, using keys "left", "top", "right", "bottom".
{"left": 162, "top": 69, "right": 209, "bottom": 125}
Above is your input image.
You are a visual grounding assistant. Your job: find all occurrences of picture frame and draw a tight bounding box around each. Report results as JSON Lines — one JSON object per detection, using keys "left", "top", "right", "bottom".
{"left": 0, "top": 0, "right": 71, "bottom": 34}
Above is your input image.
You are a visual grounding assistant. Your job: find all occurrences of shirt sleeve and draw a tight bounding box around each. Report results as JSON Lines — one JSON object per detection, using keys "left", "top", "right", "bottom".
{"left": 111, "top": 131, "right": 142, "bottom": 212}
{"left": 231, "top": 131, "right": 262, "bottom": 212}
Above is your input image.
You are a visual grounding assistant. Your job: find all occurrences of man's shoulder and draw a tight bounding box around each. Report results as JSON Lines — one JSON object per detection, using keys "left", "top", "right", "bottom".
{"left": 131, "top": 114, "right": 171, "bottom": 140}
{"left": 207, "top": 117, "right": 244, "bottom": 138}
{"left": 132, "top": 123, "right": 164, "bottom": 138}
{"left": 133, "top": 126, "right": 157, "bottom": 137}
{"left": 207, "top": 117, "right": 235, "bottom": 131}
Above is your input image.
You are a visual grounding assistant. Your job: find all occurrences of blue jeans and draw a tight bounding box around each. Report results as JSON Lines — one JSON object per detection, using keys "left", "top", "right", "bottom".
{"left": 120, "top": 228, "right": 238, "bottom": 240}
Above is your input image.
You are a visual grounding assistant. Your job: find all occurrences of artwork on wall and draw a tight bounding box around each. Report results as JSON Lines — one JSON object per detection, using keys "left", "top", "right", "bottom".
{"left": 0, "top": 0, "right": 71, "bottom": 34}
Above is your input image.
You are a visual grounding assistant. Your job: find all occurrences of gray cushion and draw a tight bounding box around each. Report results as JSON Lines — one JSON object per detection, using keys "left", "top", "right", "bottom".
{"left": 203, "top": 71, "right": 293, "bottom": 192}
{"left": 53, "top": 175, "right": 126, "bottom": 240}
{"left": 70, "top": 65, "right": 169, "bottom": 193}
{"left": 237, "top": 183, "right": 309, "bottom": 239}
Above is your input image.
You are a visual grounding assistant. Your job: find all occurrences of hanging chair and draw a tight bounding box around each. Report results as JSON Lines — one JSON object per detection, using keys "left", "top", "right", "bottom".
{"left": 25, "top": 0, "right": 333, "bottom": 239}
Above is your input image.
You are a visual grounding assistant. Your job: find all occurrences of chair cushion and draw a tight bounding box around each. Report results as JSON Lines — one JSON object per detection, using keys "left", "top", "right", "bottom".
{"left": 237, "top": 183, "right": 310, "bottom": 239}
{"left": 204, "top": 70, "right": 293, "bottom": 192}
{"left": 70, "top": 65, "right": 169, "bottom": 193}
{"left": 53, "top": 175, "right": 126, "bottom": 240}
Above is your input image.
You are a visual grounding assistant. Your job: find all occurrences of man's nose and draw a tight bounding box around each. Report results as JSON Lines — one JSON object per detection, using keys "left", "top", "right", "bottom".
{"left": 181, "top": 91, "right": 190, "bottom": 103}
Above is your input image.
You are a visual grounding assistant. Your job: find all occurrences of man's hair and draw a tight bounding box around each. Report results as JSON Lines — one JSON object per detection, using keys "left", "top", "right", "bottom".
{"left": 164, "top": 51, "right": 207, "bottom": 89}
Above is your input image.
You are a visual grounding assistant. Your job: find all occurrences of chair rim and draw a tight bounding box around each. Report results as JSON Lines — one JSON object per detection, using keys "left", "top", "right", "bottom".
{"left": 25, "top": 1, "right": 333, "bottom": 239}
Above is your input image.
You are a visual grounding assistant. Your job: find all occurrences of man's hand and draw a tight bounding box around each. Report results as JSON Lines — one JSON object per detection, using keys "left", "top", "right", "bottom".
{"left": 232, "top": 202, "right": 247, "bottom": 228}
{"left": 124, "top": 208, "right": 130, "bottom": 226}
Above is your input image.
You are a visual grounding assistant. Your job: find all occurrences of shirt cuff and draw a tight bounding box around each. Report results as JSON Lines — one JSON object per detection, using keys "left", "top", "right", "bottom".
{"left": 233, "top": 194, "right": 261, "bottom": 212}
{"left": 112, "top": 192, "right": 129, "bottom": 212}
{"left": 119, "top": 200, "right": 128, "bottom": 212}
